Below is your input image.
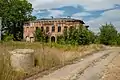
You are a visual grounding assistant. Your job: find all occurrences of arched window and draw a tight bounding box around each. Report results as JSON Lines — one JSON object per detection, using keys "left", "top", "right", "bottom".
{"left": 64, "top": 26, "right": 67, "bottom": 30}
{"left": 70, "top": 26, "right": 73, "bottom": 29}
{"left": 58, "top": 26, "right": 61, "bottom": 32}
{"left": 46, "top": 26, "right": 49, "bottom": 33}
{"left": 41, "top": 27, "right": 44, "bottom": 32}
{"left": 51, "top": 36, "right": 55, "bottom": 42}
{"left": 36, "top": 27, "right": 38, "bottom": 30}
{"left": 52, "top": 25, "right": 55, "bottom": 32}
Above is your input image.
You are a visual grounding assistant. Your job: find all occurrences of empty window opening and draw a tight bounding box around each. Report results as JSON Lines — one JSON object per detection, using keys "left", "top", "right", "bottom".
{"left": 52, "top": 26, "right": 55, "bottom": 32}
{"left": 46, "top": 27, "right": 49, "bottom": 33}
{"left": 51, "top": 36, "right": 55, "bottom": 42}
{"left": 58, "top": 26, "right": 61, "bottom": 32}
{"left": 41, "top": 27, "right": 44, "bottom": 32}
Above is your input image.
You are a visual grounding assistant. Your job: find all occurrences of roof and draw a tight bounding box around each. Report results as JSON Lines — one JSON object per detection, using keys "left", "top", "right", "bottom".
{"left": 31, "top": 18, "right": 85, "bottom": 24}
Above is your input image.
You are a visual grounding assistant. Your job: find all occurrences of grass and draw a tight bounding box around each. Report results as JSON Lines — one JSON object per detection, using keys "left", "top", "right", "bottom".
{"left": 0, "top": 41, "right": 105, "bottom": 80}
{"left": 0, "top": 49, "right": 24, "bottom": 80}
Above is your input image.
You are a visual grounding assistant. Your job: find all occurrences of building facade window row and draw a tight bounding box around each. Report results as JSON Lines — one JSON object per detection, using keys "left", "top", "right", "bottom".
{"left": 36, "top": 26, "right": 63, "bottom": 33}
{"left": 26, "top": 26, "right": 71, "bottom": 33}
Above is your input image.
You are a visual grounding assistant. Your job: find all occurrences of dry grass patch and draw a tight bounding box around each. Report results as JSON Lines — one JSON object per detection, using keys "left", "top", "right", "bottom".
{"left": 0, "top": 52, "right": 24, "bottom": 80}
{"left": 34, "top": 44, "right": 105, "bottom": 71}
{"left": 0, "top": 42, "right": 105, "bottom": 80}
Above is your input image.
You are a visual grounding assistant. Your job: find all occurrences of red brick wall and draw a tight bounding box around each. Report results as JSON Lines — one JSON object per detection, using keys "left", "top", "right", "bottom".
{"left": 23, "top": 20, "right": 83, "bottom": 42}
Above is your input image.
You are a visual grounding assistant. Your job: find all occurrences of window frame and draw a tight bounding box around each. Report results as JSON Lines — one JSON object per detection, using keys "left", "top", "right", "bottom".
{"left": 46, "top": 26, "right": 49, "bottom": 33}
{"left": 52, "top": 25, "right": 55, "bottom": 32}
{"left": 58, "top": 26, "right": 61, "bottom": 32}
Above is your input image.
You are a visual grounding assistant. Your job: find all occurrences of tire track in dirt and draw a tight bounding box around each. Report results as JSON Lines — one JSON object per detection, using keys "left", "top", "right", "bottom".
{"left": 36, "top": 49, "right": 113, "bottom": 80}
{"left": 74, "top": 51, "right": 119, "bottom": 80}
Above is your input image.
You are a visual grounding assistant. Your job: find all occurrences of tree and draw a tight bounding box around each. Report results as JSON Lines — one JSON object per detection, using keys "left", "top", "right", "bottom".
{"left": 117, "top": 33, "right": 120, "bottom": 45}
{"left": 94, "top": 33, "right": 101, "bottom": 44}
{"left": 2, "top": 32, "right": 14, "bottom": 41}
{"left": 35, "top": 28, "right": 44, "bottom": 42}
{"left": 99, "top": 24, "right": 118, "bottom": 45}
{"left": 0, "top": 0, "right": 36, "bottom": 41}
{"left": 63, "top": 27, "right": 68, "bottom": 43}
{"left": 76, "top": 26, "right": 95, "bottom": 45}
{"left": 58, "top": 25, "right": 95, "bottom": 45}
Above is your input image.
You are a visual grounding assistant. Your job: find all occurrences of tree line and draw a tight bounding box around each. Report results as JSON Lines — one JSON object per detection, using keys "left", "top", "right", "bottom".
{"left": 35, "top": 24, "right": 120, "bottom": 46}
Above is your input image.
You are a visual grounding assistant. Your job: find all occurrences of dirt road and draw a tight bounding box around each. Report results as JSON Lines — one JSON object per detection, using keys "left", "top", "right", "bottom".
{"left": 30, "top": 47, "right": 120, "bottom": 80}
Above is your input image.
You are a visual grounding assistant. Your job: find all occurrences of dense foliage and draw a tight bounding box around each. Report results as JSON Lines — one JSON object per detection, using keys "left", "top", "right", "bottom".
{"left": 99, "top": 24, "right": 118, "bottom": 45}
{"left": 35, "top": 28, "right": 43, "bottom": 42}
{"left": 117, "top": 33, "right": 120, "bottom": 45}
{"left": 0, "top": 0, "right": 36, "bottom": 41}
{"left": 34, "top": 27, "right": 46, "bottom": 42}
{"left": 35, "top": 24, "right": 120, "bottom": 46}
{"left": 57, "top": 25, "right": 95, "bottom": 45}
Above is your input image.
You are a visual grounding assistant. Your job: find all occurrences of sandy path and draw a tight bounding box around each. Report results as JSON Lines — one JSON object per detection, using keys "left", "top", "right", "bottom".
{"left": 100, "top": 52, "right": 120, "bottom": 80}
{"left": 36, "top": 49, "right": 116, "bottom": 80}
{"left": 75, "top": 50, "right": 118, "bottom": 80}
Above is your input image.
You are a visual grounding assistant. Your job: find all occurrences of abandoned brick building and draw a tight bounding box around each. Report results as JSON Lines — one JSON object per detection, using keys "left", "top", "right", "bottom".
{"left": 23, "top": 18, "right": 88, "bottom": 42}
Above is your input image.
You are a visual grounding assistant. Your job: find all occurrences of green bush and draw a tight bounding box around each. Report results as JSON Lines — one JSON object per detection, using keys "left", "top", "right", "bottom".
{"left": 117, "top": 33, "right": 120, "bottom": 45}
{"left": 99, "top": 24, "right": 118, "bottom": 45}
{"left": 34, "top": 28, "right": 44, "bottom": 42}
{"left": 2, "top": 33, "right": 14, "bottom": 42}
{"left": 57, "top": 25, "right": 95, "bottom": 45}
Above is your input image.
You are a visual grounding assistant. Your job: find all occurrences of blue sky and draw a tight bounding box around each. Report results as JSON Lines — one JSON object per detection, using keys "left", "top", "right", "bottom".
{"left": 29, "top": 0, "right": 120, "bottom": 33}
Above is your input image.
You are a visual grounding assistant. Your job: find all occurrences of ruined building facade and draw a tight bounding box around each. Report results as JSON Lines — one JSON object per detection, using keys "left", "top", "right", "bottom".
{"left": 23, "top": 18, "right": 88, "bottom": 42}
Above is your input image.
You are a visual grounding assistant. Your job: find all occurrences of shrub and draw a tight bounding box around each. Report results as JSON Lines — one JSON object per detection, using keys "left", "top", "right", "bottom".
{"left": 99, "top": 24, "right": 118, "bottom": 45}
{"left": 57, "top": 25, "right": 95, "bottom": 45}
{"left": 34, "top": 27, "right": 44, "bottom": 42}
{"left": 2, "top": 33, "right": 13, "bottom": 42}
{"left": 76, "top": 26, "right": 95, "bottom": 45}
{"left": 117, "top": 33, "right": 120, "bottom": 45}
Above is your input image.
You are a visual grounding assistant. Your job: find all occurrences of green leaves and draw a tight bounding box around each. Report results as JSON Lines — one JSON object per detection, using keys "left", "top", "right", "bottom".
{"left": 35, "top": 28, "right": 44, "bottom": 42}
{"left": 0, "top": 0, "right": 36, "bottom": 41}
{"left": 99, "top": 24, "right": 118, "bottom": 45}
{"left": 57, "top": 25, "right": 95, "bottom": 45}
{"left": 116, "top": 33, "right": 120, "bottom": 45}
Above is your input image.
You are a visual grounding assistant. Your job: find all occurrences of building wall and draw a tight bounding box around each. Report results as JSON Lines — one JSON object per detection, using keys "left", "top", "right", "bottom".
{"left": 23, "top": 19, "right": 84, "bottom": 42}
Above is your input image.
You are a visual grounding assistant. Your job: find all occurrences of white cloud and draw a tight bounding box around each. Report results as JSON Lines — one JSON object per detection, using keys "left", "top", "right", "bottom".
{"left": 71, "top": 12, "right": 91, "bottom": 20}
{"left": 28, "top": 0, "right": 120, "bottom": 33}
{"left": 48, "top": 10, "right": 64, "bottom": 17}
{"left": 86, "top": 9, "right": 120, "bottom": 33}
{"left": 29, "top": 0, "right": 55, "bottom": 10}
{"left": 28, "top": 0, "right": 120, "bottom": 10}
{"left": 72, "top": 12, "right": 91, "bottom": 17}
{"left": 71, "top": 16, "right": 83, "bottom": 20}
{"left": 32, "top": 10, "right": 44, "bottom": 15}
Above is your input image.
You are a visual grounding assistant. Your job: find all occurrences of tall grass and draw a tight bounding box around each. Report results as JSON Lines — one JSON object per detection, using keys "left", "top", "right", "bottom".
{"left": 34, "top": 43, "right": 104, "bottom": 72}
{"left": 0, "top": 52, "right": 24, "bottom": 80}
{"left": 0, "top": 42, "right": 104, "bottom": 79}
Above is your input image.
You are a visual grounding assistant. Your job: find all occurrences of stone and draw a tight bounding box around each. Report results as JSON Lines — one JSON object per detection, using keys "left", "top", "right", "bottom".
{"left": 10, "top": 49, "right": 35, "bottom": 72}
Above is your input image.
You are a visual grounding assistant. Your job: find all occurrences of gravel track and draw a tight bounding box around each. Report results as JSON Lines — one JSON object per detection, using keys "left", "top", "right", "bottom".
{"left": 36, "top": 49, "right": 117, "bottom": 80}
{"left": 25, "top": 48, "right": 120, "bottom": 80}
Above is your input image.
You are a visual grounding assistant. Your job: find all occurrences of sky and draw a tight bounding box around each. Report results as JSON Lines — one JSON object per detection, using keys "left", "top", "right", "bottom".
{"left": 28, "top": 0, "right": 120, "bottom": 33}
